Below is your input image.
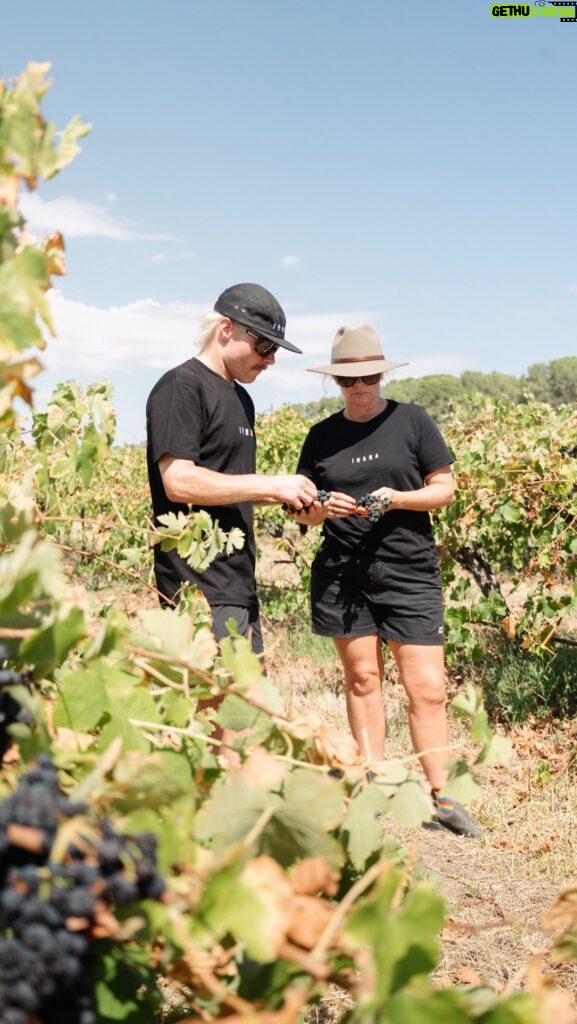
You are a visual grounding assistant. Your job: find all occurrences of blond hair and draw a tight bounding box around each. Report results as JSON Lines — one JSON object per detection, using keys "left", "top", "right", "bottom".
{"left": 196, "top": 310, "right": 225, "bottom": 352}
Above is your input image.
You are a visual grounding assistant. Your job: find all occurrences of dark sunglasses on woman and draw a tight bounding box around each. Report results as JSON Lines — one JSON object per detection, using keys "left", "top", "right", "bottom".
{"left": 335, "top": 373, "right": 382, "bottom": 387}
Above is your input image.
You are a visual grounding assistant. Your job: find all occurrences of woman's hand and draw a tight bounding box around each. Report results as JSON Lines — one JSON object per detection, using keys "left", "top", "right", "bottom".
{"left": 355, "top": 488, "right": 397, "bottom": 519}
{"left": 359, "top": 467, "right": 455, "bottom": 515}
{"left": 369, "top": 486, "right": 398, "bottom": 508}
{"left": 292, "top": 490, "right": 357, "bottom": 525}
{"left": 323, "top": 490, "right": 358, "bottom": 519}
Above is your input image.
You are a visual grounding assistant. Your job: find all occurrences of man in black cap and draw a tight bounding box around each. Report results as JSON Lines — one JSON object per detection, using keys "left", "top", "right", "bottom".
{"left": 146, "top": 283, "right": 318, "bottom": 655}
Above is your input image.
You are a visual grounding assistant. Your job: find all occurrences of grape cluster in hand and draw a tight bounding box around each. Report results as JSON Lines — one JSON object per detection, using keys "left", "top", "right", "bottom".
{"left": 355, "top": 494, "right": 392, "bottom": 523}
{"left": 283, "top": 490, "right": 332, "bottom": 514}
{"left": 0, "top": 755, "right": 166, "bottom": 1023}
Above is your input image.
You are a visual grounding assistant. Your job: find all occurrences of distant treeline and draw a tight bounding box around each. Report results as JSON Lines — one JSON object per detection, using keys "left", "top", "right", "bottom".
{"left": 293, "top": 357, "right": 577, "bottom": 424}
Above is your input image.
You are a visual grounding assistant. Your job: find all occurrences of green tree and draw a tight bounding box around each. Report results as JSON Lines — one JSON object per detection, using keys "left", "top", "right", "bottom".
{"left": 521, "top": 361, "right": 554, "bottom": 404}
{"left": 387, "top": 375, "right": 463, "bottom": 422}
{"left": 291, "top": 394, "right": 343, "bottom": 419}
{"left": 521, "top": 358, "right": 577, "bottom": 408}
{"left": 548, "top": 356, "right": 577, "bottom": 407}
{"left": 460, "top": 370, "right": 521, "bottom": 402}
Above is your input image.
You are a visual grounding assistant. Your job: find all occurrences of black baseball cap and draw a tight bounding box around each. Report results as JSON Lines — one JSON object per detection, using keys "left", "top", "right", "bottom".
{"left": 214, "top": 282, "right": 302, "bottom": 354}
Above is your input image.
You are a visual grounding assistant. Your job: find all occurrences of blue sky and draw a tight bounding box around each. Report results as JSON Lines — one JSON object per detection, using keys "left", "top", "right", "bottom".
{"left": 4, "top": 1, "right": 576, "bottom": 443}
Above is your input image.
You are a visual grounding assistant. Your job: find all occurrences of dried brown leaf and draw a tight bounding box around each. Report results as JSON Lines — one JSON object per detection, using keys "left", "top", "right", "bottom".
{"left": 526, "top": 959, "right": 577, "bottom": 1024}
{"left": 55, "top": 726, "right": 94, "bottom": 751}
{"left": 313, "top": 722, "right": 361, "bottom": 769}
{"left": 242, "top": 856, "right": 294, "bottom": 954}
{"left": 542, "top": 883, "right": 577, "bottom": 932}
{"left": 453, "top": 965, "right": 483, "bottom": 986}
{"left": 287, "top": 894, "right": 334, "bottom": 950}
{"left": 289, "top": 856, "right": 339, "bottom": 897}
{"left": 242, "top": 747, "right": 286, "bottom": 788}
{"left": 42, "top": 230, "right": 67, "bottom": 275}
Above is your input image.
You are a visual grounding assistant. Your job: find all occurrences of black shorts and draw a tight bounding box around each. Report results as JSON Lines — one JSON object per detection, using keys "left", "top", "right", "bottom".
{"left": 310, "top": 547, "right": 445, "bottom": 646}
{"left": 211, "top": 604, "right": 265, "bottom": 656}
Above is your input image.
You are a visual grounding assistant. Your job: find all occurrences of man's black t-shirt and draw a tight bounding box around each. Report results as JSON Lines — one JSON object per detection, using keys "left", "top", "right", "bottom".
{"left": 146, "top": 357, "right": 258, "bottom": 606}
{"left": 297, "top": 401, "right": 453, "bottom": 564}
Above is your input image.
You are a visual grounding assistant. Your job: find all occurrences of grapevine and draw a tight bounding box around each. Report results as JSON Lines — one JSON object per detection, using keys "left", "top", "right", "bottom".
{"left": 0, "top": 755, "right": 165, "bottom": 1023}
{"left": 0, "top": 62, "right": 575, "bottom": 1024}
{"left": 256, "top": 402, "right": 576, "bottom": 652}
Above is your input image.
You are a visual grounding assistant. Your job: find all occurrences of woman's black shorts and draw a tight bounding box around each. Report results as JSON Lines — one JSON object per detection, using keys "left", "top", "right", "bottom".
{"left": 310, "top": 547, "right": 445, "bottom": 646}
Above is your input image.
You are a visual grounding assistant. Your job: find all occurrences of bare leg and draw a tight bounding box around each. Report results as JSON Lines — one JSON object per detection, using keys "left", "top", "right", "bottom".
{"left": 388, "top": 641, "right": 449, "bottom": 791}
{"left": 333, "top": 635, "right": 385, "bottom": 767}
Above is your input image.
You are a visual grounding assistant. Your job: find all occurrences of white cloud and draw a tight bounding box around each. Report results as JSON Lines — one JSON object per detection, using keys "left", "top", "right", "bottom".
{"left": 44, "top": 292, "right": 205, "bottom": 373}
{"left": 42, "top": 292, "right": 464, "bottom": 380}
{"left": 20, "top": 193, "right": 176, "bottom": 242}
{"left": 31, "top": 293, "right": 467, "bottom": 442}
{"left": 40, "top": 294, "right": 358, "bottom": 376}
{"left": 280, "top": 255, "right": 300, "bottom": 267}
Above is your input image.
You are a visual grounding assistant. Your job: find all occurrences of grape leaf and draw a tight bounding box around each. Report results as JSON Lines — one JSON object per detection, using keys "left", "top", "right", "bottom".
{"left": 344, "top": 783, "right": 391, "bottom": 868}
{"left": 54, "top": 663, "right": 109, "bottom": 731}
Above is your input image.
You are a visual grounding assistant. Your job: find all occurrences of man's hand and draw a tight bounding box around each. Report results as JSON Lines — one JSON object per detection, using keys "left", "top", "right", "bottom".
{"left": 266, "top": 474, "right": 318, "bottom": 510}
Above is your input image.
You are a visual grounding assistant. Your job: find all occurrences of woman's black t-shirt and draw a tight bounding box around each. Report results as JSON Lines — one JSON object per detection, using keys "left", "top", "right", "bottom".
{"left": 146, "top": 357, "right": 258, "bottom": 606}
{"left": 296, "top": 401, "right": 453, "bottom": 564}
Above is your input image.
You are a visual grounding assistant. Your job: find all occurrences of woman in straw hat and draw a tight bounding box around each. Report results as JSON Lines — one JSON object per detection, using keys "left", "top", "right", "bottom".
{"left": 293, "top": 325, "right": 480, "bottom": 838}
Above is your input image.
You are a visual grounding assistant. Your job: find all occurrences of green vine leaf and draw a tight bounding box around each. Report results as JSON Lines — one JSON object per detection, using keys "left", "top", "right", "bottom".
{"left": 152, "top": 509, "right": 245, "bottom": 574}
{"left": 346, "top": 871, "right": 445, "bottom": 1003}
{"left": 441, "top": 759, "right": 483, "bottom": 805}
{"left": 345, "top": 783, "right": 391, "bottom": 868}
{"left": 19, "top": 604, "right": 87, "bottom": 677}
{"left": 139, "top": 607, "right": 218, "bottom": 670}
{"left": 194, "top": 772, "right": 275, "bottom": 850}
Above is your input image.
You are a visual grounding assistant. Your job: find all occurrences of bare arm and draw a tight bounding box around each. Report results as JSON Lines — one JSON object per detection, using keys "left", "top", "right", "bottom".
{"left": 293, "top": 467, "right": 454, "bottom": 526}
{"left": 159, "top": 455, "right": 318, "bottom": 511}
{"left": 371, "top": 465, "right": 455, "bottom": 512}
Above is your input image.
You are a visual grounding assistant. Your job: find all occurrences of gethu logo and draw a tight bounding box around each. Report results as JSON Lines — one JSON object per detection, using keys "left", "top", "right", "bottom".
{"left": 491, "top": 2, "right": 577, "bottom": 18}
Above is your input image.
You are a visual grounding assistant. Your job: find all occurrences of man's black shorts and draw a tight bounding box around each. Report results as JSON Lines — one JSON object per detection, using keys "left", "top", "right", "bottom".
{"left": 211, "top": 604, "right": 265, "bottom": 655}
{"left": 157, "top": 583, "right": 264, "bottom": 656}
{"left": 310, "top": 547, "right": 445, "bottom": 646}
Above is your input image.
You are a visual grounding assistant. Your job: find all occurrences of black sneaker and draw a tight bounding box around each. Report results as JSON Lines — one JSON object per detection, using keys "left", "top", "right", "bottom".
{"left": 429, "top": 792, "right": 482, "bottom": 838}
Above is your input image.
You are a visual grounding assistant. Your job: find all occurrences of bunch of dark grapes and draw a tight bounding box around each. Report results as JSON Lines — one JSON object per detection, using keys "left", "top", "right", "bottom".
{"left": 283, "top": 489, "right": 332, "bottom": 515}
{"left": 0, "top": 755, "right": 166, "bottom": 1023}
{"left": 355, "top": 493, "right": 392, "bottom": 523}
{"left": 0, "top": 646, "right": 34, "bottom": 761}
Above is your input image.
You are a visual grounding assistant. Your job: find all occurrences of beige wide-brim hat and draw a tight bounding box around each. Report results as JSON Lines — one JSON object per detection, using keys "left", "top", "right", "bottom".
{"left": 308, "top": 325, "right": 409, "bottom": 376}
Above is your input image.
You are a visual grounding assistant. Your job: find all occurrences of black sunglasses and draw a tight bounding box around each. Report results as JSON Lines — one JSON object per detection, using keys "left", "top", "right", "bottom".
{"left": 335, "top": 373, "right": 382, "bottom": 387}
{"left": 245, "top": 327, "right": 279, "bottom": 358}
